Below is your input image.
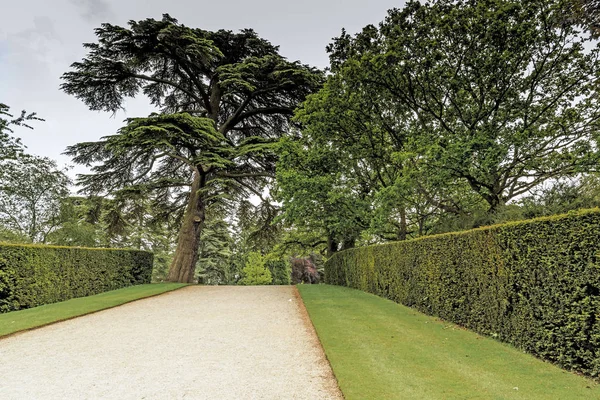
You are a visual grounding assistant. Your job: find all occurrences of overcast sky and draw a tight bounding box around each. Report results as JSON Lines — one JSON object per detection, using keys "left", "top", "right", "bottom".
{"left": 1, "top": 0, "right": 404, "bottom": 176}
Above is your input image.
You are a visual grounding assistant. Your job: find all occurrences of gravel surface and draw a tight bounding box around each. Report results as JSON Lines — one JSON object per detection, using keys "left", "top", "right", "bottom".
{"left": 0, "top": 286, "right": 342, "bottom": 400}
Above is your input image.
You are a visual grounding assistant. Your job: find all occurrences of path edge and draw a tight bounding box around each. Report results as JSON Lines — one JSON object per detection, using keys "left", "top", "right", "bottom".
{"left": 0, "top": 284, "right": 190, "bottom": 341}
{"left": 293, "top": 285, "right": 345, "bottom": 399}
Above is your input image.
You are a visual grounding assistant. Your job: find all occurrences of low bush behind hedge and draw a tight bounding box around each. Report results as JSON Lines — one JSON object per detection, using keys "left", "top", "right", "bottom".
{"left": 325, "top": 209, "right": 600, "bottom": 377}
{"left": 0, "top": 243, "right": 153, "bottom": 313}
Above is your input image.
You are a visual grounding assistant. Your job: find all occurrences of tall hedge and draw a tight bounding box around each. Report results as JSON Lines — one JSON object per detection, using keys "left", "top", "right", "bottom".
{"left": 326, "top": 209, "right": 600, "bottom": 377}
{"left": 0, "top": 243, "right": 153, "bottom": 313}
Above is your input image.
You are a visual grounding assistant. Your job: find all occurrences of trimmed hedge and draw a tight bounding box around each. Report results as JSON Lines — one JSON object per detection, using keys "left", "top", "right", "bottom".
{"left": 325, "top": 209, "right": 600, "bottom": 377}
{"left": 0, "top": 243, "right": 153, "bottom": 313}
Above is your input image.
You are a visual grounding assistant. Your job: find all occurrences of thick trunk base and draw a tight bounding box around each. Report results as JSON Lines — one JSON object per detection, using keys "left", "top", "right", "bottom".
{"left": 167, "top": 171, "right": 205, "bottom": 283}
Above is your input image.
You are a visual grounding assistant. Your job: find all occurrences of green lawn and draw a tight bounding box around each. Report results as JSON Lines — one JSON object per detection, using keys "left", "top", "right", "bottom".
{"left": 0, "top": 283, "right": 187, "bottom": 338}
{"left": 298, "top": 284, "right": 600, "bottom": 400}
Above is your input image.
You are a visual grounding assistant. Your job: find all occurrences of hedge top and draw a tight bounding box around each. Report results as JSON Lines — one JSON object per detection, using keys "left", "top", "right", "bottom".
{"left": 329, "top": 207, "right": 600, "bottom": 258}
{"left": 0, "top": 242, "right": 152, "bottom": 254}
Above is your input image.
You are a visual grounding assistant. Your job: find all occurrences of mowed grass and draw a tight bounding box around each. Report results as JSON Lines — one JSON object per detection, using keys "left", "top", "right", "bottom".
{"left": 0, "top": 283, "right": 187, "bottom": 338}
{"left": 298, "top": 284, "right": 600, "bottom": 400}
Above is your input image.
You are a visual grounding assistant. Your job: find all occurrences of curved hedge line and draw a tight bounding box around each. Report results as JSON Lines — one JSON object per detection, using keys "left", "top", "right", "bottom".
{"left": 0, "top": 243, "right": 153, "bottom": 313}
{"left": 325, "top": 209, "right": 600, "bottom": 377}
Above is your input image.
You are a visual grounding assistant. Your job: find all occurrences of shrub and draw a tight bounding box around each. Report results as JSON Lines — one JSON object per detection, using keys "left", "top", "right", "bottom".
{"left": 0, "top": 243, "right": 153, "bottom": 313}
{"left": 291, "top": 257, "right": 320, "bottom": 284}
{"left": 325, "top": 209, "right": 600, "bottom": 377}
{"left": 240, "top": 252, "right": 272, "bottom": 285}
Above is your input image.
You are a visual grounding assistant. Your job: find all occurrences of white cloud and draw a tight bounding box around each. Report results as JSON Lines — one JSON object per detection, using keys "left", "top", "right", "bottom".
{"left": 69, "top": 0, "right": 114, "bottom": 21}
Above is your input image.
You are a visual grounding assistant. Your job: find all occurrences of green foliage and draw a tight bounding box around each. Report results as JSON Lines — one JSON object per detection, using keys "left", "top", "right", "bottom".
{"left": 235, "top": 199, "right": 283, "bottom": 255}
{"left": 239, "top": 251, "right": 272, "bottom": 285}
{"left": 42, "top": 195, "right": 177, "bottom": 284}
{"left": 0, "top": 228, "right": 30, "bottom": 244}
{"left": 0, "top": 243, "right": 153, "bottom": 313}
{"left": 0, "top": 155, "right": 70, "bottom": 243}
{"left": 326, "top": 209, "right": 600, "bottom": 377}
{"left": 62, "top": 16, "right": 323, "bottom": 281}
{"left": 196, "top": 208, "right": 235, "bottom": 285}
{"left": 327, "top": 0, "right": 600, "bottom": 212}
{"left": 275, "top": 136, "right": 369, "bottom": 255}
{"left": 265, "top": 258, "right": 291, "bottom": 285}
{"left": 569, "top": 0, "right": 600, "bottom": 37}
{"left": 0, "top": 104, "right": 64, "bottom": 245}
{"left": 46, "top": 197, "right": 105, "bottom": 247}
{"left": 281, "top": 0, "right": 600, "bottom": 255}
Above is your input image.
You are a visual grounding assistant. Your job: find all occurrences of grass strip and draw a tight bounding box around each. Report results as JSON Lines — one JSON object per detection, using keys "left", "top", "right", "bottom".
{"left": 0, "top": 283, "right": 187, "bottom": 338}
{"left": 298, "top": 284, "right": 599, "bottom": 400}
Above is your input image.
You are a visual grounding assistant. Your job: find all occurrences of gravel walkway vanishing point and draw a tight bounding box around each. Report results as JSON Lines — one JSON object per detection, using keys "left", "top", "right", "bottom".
{"left": 0, "top": 286, "right": 343, "bottom": 400}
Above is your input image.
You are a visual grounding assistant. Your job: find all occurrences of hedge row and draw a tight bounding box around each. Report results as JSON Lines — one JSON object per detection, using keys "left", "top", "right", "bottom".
{"left": 0, "top": 243, "right": 153, "bottom": 313}
{"left": 325, "top": 209, "right": 600, "bottom": 377}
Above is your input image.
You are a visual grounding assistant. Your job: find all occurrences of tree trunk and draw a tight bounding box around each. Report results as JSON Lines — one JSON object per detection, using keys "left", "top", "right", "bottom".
{"left": 398, "top": 207, "right": 407, "bottom": 241}
{"left": 167, "top": 170, "right": 206, "bottom": 283}
{"left": 341, "top": 238, "right": 356, "bottom": 250}
{"left": 486, "top": 193, "right": 504, "bottom": 214}
{"left": 326, "top": 234, "right": 338, "bottom": 258}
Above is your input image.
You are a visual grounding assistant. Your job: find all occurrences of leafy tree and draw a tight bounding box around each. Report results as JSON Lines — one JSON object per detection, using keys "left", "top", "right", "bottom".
{"left": 239, "top": 251, "right": 272, "bottom": 285}
{"left": 0, "top": 103, "right": 41, "bottom": 161}
{"left": 277, "top": 76, "right": 467, "bottom": 250}
{"left": 61, "top": 15, "right": 323, "bottom": 282}
{"left": 278, "top": 48, "right": 488, "bottom": 252}
{"left": 275, "top": 137, "right": 370, "bottom": 255}
{"left": 328, "top": 0, "right": 600, "bottom": 213}
{"left": 0, "top": 227, "right": 30, "bottom": 243}
{"left": 46, "top": 197, "right": 102, "bottom": 247}
{"left": 0, "top": 155, "right": 70, "bottom": 243}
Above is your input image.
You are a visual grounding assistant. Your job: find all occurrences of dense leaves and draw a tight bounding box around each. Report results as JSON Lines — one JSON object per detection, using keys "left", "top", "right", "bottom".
{"left": 196, "top": 209, "right": 235, "bottom": 285}
{"left": 332, "top": 0, "right": 600, "bottom": 210}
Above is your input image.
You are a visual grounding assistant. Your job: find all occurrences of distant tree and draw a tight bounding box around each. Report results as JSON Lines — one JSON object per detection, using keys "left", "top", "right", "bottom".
{"left": 0, "top": 155, "right": 70, "bottom": 243}
{"left": 517, "top": 175, "right": 600, "bottom": 219}
{"left": 265, "top": 257, "right": 291, "bottom": 285}
{"left": 275, "top": 137, "right": 370, "bottom": 256}
{"left": 196, "top": 207, "right": 235, "bottom": 285}
{"left": 239, "top": 251, "right": 272, "bottom": 285}
{"left": 62, "top": 15, "right": 323, "bottom": 282}
{"left": 46, "top": 197, "right": 101, "bottom": 247}
{"left": 235, "top": 198, "right": 283, "bottom": 255}
{"left": 0, "top": 227, "right": 30, "bottom": 243}
{"left": 0, "top": 103, "right": 41, "bottom": 161}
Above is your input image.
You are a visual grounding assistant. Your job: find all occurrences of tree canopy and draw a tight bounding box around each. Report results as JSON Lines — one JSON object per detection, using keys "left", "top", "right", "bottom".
{"left": 330, "top": 0, "right": 600, "bottom": 211}
{"left": 275, "top": 0, "right": 600, "bottom": 255}
{"left": 0, "top": 155, "right": 70, "bottom": 243}
{"left": 62, "top": 15, "right": 323, "bottom": 282}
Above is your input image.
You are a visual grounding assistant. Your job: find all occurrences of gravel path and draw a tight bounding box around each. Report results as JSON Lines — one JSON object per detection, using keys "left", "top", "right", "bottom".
{"left": 0, "top": 286, "right": 342, "bottom": 400}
